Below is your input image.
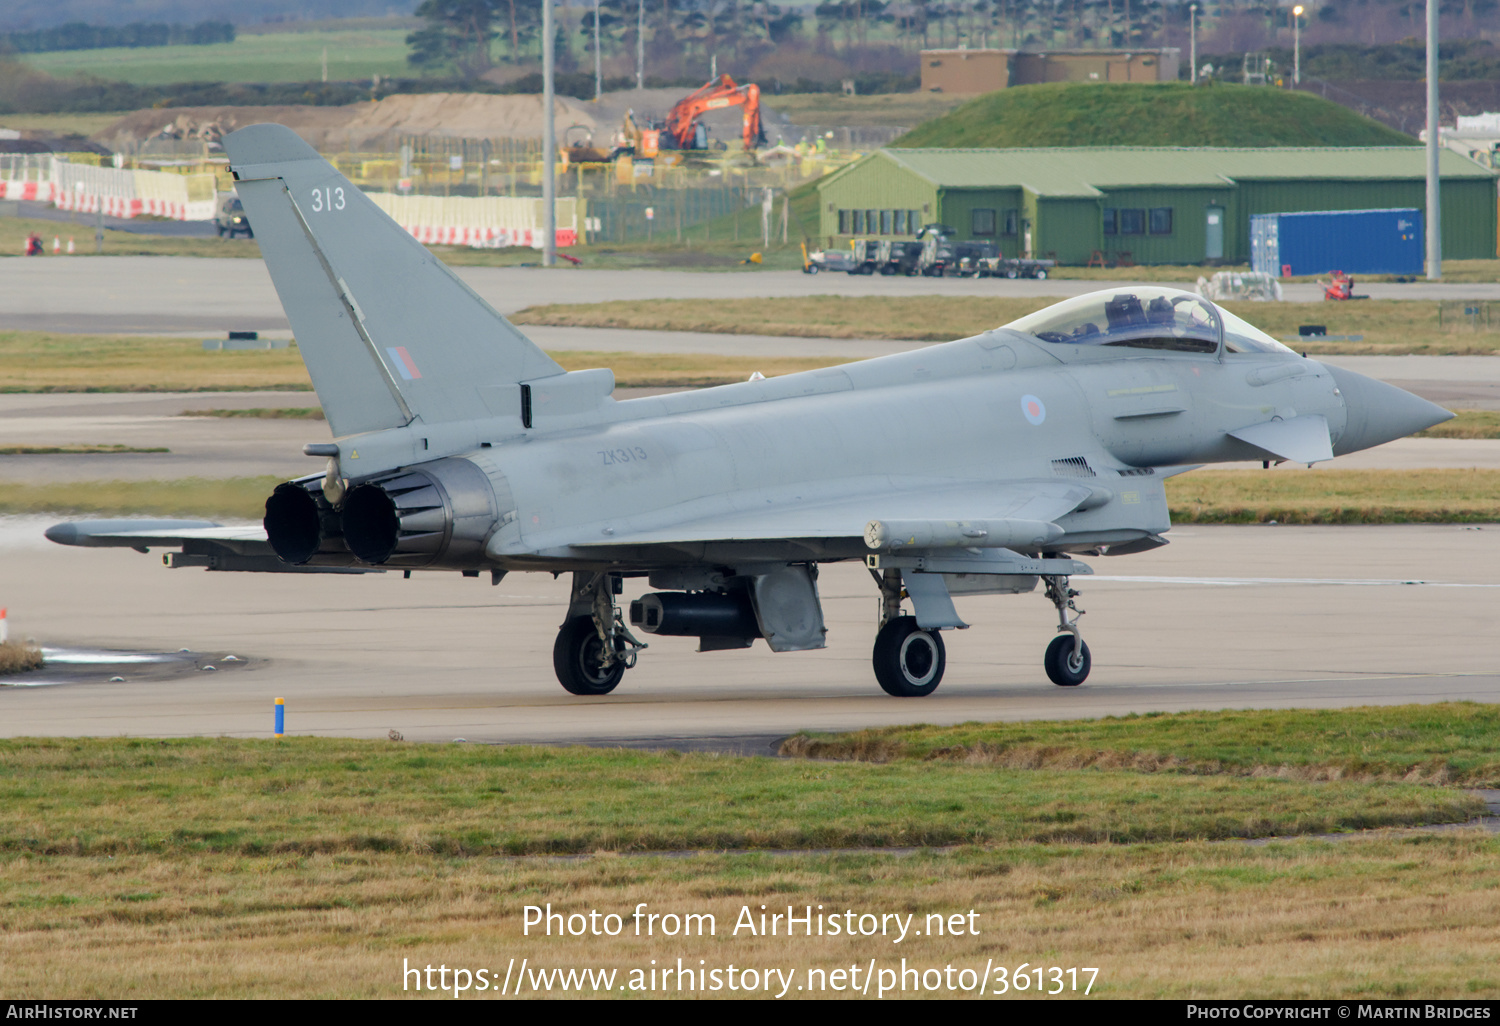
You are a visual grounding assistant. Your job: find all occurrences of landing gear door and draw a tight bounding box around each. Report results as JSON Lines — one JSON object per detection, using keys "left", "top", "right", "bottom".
{"left": 748, "top": 565, "right": 828, "bottom": 652}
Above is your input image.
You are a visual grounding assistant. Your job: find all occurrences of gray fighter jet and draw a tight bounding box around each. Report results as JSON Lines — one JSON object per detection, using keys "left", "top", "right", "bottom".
{"left": 47, "top": 124, "right": 1452, "bottom": 697}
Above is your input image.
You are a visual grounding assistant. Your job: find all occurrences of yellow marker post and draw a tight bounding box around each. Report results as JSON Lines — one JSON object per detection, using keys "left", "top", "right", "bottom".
{"left": 274, "top": 697, "right": 285, "bottom": 737}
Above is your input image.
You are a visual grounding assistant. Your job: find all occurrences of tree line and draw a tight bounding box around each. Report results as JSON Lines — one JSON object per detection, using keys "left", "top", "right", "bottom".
{"left": 407, "top": 0, "right": 1500, "bottom": 83}
{"left": 0, "top": 20, "right": 236, "bottom": 53}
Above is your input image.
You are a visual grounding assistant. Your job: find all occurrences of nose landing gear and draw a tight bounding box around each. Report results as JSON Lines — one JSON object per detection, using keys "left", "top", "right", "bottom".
{"left": 553, "top": 571, "right": 647, "bottom": 696}
{"left": 1041, "top": 574, "right": 1090, "bottom": 686}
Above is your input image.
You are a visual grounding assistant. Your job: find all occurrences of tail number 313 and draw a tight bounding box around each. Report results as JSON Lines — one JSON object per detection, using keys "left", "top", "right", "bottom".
{"left": 309, "top": 186, "right": 345, "bottom": 212}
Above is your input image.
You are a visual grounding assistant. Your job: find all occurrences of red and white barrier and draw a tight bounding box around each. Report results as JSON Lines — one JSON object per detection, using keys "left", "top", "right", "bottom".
{"left": 0, "top": 180, "right": 55, "bottom": 202}
{"left": 401, "top": 225, "right": 578, "bottom": 248}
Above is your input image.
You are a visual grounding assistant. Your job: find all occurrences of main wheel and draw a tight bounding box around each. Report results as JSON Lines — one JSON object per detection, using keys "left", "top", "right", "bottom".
{"left": 1034, "top": 268, "right": 1048, "bottom": 280}
{"left": 872, "top": 616, "right": 946, "bottom": 697}
{"left": 806, "top": 264, "right": 819, "bottom": 274}
{"left": 553, "top": 615, "right": 626, "bottom": 695}
{"left": 1044, "top": 634, "right": 1090, "bottom": 687}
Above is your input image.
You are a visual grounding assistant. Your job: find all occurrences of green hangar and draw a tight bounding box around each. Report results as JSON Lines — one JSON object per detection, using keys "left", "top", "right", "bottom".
{"left": 815, "top": 147, "right": 1497, "bottom": 265}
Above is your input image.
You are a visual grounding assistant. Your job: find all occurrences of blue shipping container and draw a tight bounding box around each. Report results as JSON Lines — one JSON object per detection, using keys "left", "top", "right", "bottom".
{"left": 1250, "top": 208, "right": 1423, "bottom": 278}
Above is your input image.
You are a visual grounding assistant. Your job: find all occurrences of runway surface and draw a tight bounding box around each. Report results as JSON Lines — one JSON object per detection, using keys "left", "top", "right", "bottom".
{"left": 3, "top": 524, "right": 1498, "bottom": 743}
{"left": 6, "top": 256, "right": 1500, "bottom": 333}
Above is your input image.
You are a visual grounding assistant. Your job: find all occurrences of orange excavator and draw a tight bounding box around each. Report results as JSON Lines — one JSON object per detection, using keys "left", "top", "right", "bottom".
{"left": 661, "top": 74, "right": 766, "bottom": 151}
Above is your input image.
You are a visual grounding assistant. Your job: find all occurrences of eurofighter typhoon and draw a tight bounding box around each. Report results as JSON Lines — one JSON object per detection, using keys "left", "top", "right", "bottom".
{"left": 47, "top": 124, "right": 1452, "bottom": 697}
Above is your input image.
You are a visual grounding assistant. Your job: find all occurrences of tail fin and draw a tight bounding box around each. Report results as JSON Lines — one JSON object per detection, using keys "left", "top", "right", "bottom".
{"left": 224, "top": 124, "right": 563, "bottom": 438}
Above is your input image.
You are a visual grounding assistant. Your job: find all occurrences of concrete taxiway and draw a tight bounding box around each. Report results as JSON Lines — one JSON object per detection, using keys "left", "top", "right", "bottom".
{"left": 6, "top": 256, "right": 1500, "bottom": 334}
{"left": 2, "top": 524, "right": 1498, "bottom": 743}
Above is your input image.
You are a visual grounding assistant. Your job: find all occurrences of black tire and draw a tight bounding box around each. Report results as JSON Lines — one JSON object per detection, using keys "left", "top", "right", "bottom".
{"left": 1034, "top": 268, "right": 1048, "bottom": 280}
{"left": 1044, "top": 634, "right": 1090, "bottom": 687}
{"left": 553, "top": 615, "right": 626, "bottom": 695}
{"left": 1006, "top": 268, "right": 1018, "bottom": 279}
{"left": 872, "top": 616, "right": 946, "bottom": 697}
{"left": 806, "top": 264, "right": 819, "bottom": 275}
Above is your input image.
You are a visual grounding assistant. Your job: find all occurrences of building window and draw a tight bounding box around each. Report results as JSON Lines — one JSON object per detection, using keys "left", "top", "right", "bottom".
{"left": 893, "top": 210, "right": 906, "bottom": 235}
{"left": 838, "top": 209, "right": 851, "bottom": 234}
{"left": 1103, "top": 208, "right": 1117, "bottom": 235}
{"left": 909, "top": 209, "right": 921, "bottom": 232}
{"left": 866, "top": 210, "right": 878, "bottom": 235}
{"left": 880, "top": 209, "right": 893, "bottom": 234}
{"left": 1149, "top": 207, "right": 1173, "bottom": 235}
{"left": 1003, "top": 208, "right": 1019, "bottom": 235}
{"left": 851, "top": 210, "right": 864, "bottom": 234}
{"left": 1119, "top": 208, "right": 1146, "bottom": 235}
{"left": 971, "top": 208, "right": 997, "bottom": 236}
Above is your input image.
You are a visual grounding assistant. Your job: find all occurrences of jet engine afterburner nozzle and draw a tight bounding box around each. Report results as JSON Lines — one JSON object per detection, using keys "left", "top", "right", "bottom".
{"left": 864, "top": 518, "right": 1065, "bottom": 552}
{"left": 338, "top": 457, "right": 498, "bottom": 569}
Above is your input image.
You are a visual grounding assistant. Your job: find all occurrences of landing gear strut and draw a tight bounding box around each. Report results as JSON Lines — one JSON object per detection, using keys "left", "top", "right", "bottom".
{"left": 870, "top": 568, "right": 946, "bottom": 697}
{"left": 553, "top": 572, "right": 647, "bottom": 696}
{"left": 1041, "top": 574, "right": 1090, "bottom": 686}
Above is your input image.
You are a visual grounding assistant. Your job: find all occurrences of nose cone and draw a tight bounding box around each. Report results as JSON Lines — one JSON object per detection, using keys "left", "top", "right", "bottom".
{"left": 1325, "top": 364, "right": 1454, "bottom": 456}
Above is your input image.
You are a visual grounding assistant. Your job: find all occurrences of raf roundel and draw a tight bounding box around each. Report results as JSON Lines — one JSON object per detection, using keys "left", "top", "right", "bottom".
{"left": 1021, "top": 394, "right": 1046, "bottom": 426}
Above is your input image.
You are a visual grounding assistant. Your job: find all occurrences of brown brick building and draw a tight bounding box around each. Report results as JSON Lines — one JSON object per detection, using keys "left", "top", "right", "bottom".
{"left": 921, "top": 48, "right": 1181, "bottom": 94}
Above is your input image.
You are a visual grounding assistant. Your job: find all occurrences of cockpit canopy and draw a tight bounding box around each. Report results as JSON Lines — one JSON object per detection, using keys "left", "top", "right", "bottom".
{"left": 1004, "top": 287, "right": 1295, "bottom": 355}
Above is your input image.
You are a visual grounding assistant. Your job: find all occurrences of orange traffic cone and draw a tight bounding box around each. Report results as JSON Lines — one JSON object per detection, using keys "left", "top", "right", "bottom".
{"left": 51, "top": 236, "right": 60, "bottom": 253}
{"left": 66, "top": 237, "right": 75, "bottom": 254}
{"left": 0, "top": 607, "right": 8, "bottom": 644}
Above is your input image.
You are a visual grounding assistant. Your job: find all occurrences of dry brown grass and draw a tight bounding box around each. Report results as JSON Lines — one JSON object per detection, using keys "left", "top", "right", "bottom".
{"left": 0, "top": 477, "right": 280, "bottom": 519}
{"left": 0, "top": 642, "right": 43, "bottom": 674}
{"left": 3, "top": 838, "right": 1498, "bottom": 998}
{"left": 0, "top": 445, "right": 168, "bottom": 454}
{"left": 0, "top": 332, "right": 839, "bottom": 392}
{"left": 513, "top": 296, "right": 1500, "bottom": 355}
{"left": 1166, "top": 468, "right": 1500, "bottom": 524}
{"left": 1417, "top": 409, "right": 1500, "bottom": 439}
{"left": 0, "top": 217, "right": 263, "bottom": 260}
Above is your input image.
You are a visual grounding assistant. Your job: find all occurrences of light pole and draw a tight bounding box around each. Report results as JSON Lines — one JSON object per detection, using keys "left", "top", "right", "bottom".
{"left": 1426, "top": 0, "right": 1442, "bottom": 279}
{"left": 542, "top": 0, "right": 556, "bottom": 268}
{"left": 1292, "top": 5, "right": 1303, "bottom": 86}
{"left": 1189, "top": 3, "right": 1198, "bottom": 85}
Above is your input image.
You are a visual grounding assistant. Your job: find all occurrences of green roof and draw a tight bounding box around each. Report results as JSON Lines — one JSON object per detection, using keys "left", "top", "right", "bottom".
{"left": 827, "top": 147, "right": 1496, "bottom": 199}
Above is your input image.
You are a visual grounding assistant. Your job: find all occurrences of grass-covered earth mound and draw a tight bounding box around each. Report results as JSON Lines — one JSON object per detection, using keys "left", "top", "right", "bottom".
{"left": 892, "top": 82, "right": 1416, "bottom": 149}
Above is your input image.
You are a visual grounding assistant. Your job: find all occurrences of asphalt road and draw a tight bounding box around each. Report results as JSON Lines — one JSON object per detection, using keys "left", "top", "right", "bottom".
{"left": 5, "top": 256, "right": 1500, "bottom": 334}
{"left": 3, "top": 524, "right": 1497, "bottom": 743}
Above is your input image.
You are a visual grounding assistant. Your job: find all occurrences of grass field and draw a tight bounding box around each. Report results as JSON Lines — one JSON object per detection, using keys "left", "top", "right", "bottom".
{"left": 513, "top": 295, "right": 1500, "bottom": 355}
{"left": 0, "top": 217, "right": 261, "bottom": 261}
{"left": 18, "top": 29, "right": 412, "bottom": 86}
{"left": 0, "top": 477, "right": 279, "bottom": 518}
{"left": 785, "top": 703, "right": 1500, "bottom": 785}
{"left": 892, "top": 82, "right": 1416, "bottom": 149}
{"left": 1168, "top": 468, "right": 1500, "bottom": 524}
{"left": 1417, "top": 410, "right": 1500, "bottom": 439}
{"left": 1, "top": 706, "right": 1498, "bottom": 997}
{"left": 0, "top": 333, "right": 839, "bottom": 392}
{"left": 182, "top": 407, "right": 325, "bottom": 419}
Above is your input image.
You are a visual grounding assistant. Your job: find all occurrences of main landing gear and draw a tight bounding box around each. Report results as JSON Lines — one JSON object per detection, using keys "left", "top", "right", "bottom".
{"left": 1041, "top": 573, "right": 1090, "bottom": 687}
{"left": 553, "top": 572, "right": 647, "bottom": 695}
{"left": 867, "top": 568, "right": 1092, "bottom": 695}
{"left": 870, "top": 568, "right": 947, "bottom": 697}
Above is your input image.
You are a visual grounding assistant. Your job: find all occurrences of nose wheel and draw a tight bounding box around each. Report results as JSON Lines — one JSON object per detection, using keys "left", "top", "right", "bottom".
{"left": 1042, "top": 573, "right": 1090, "bottom": 687}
